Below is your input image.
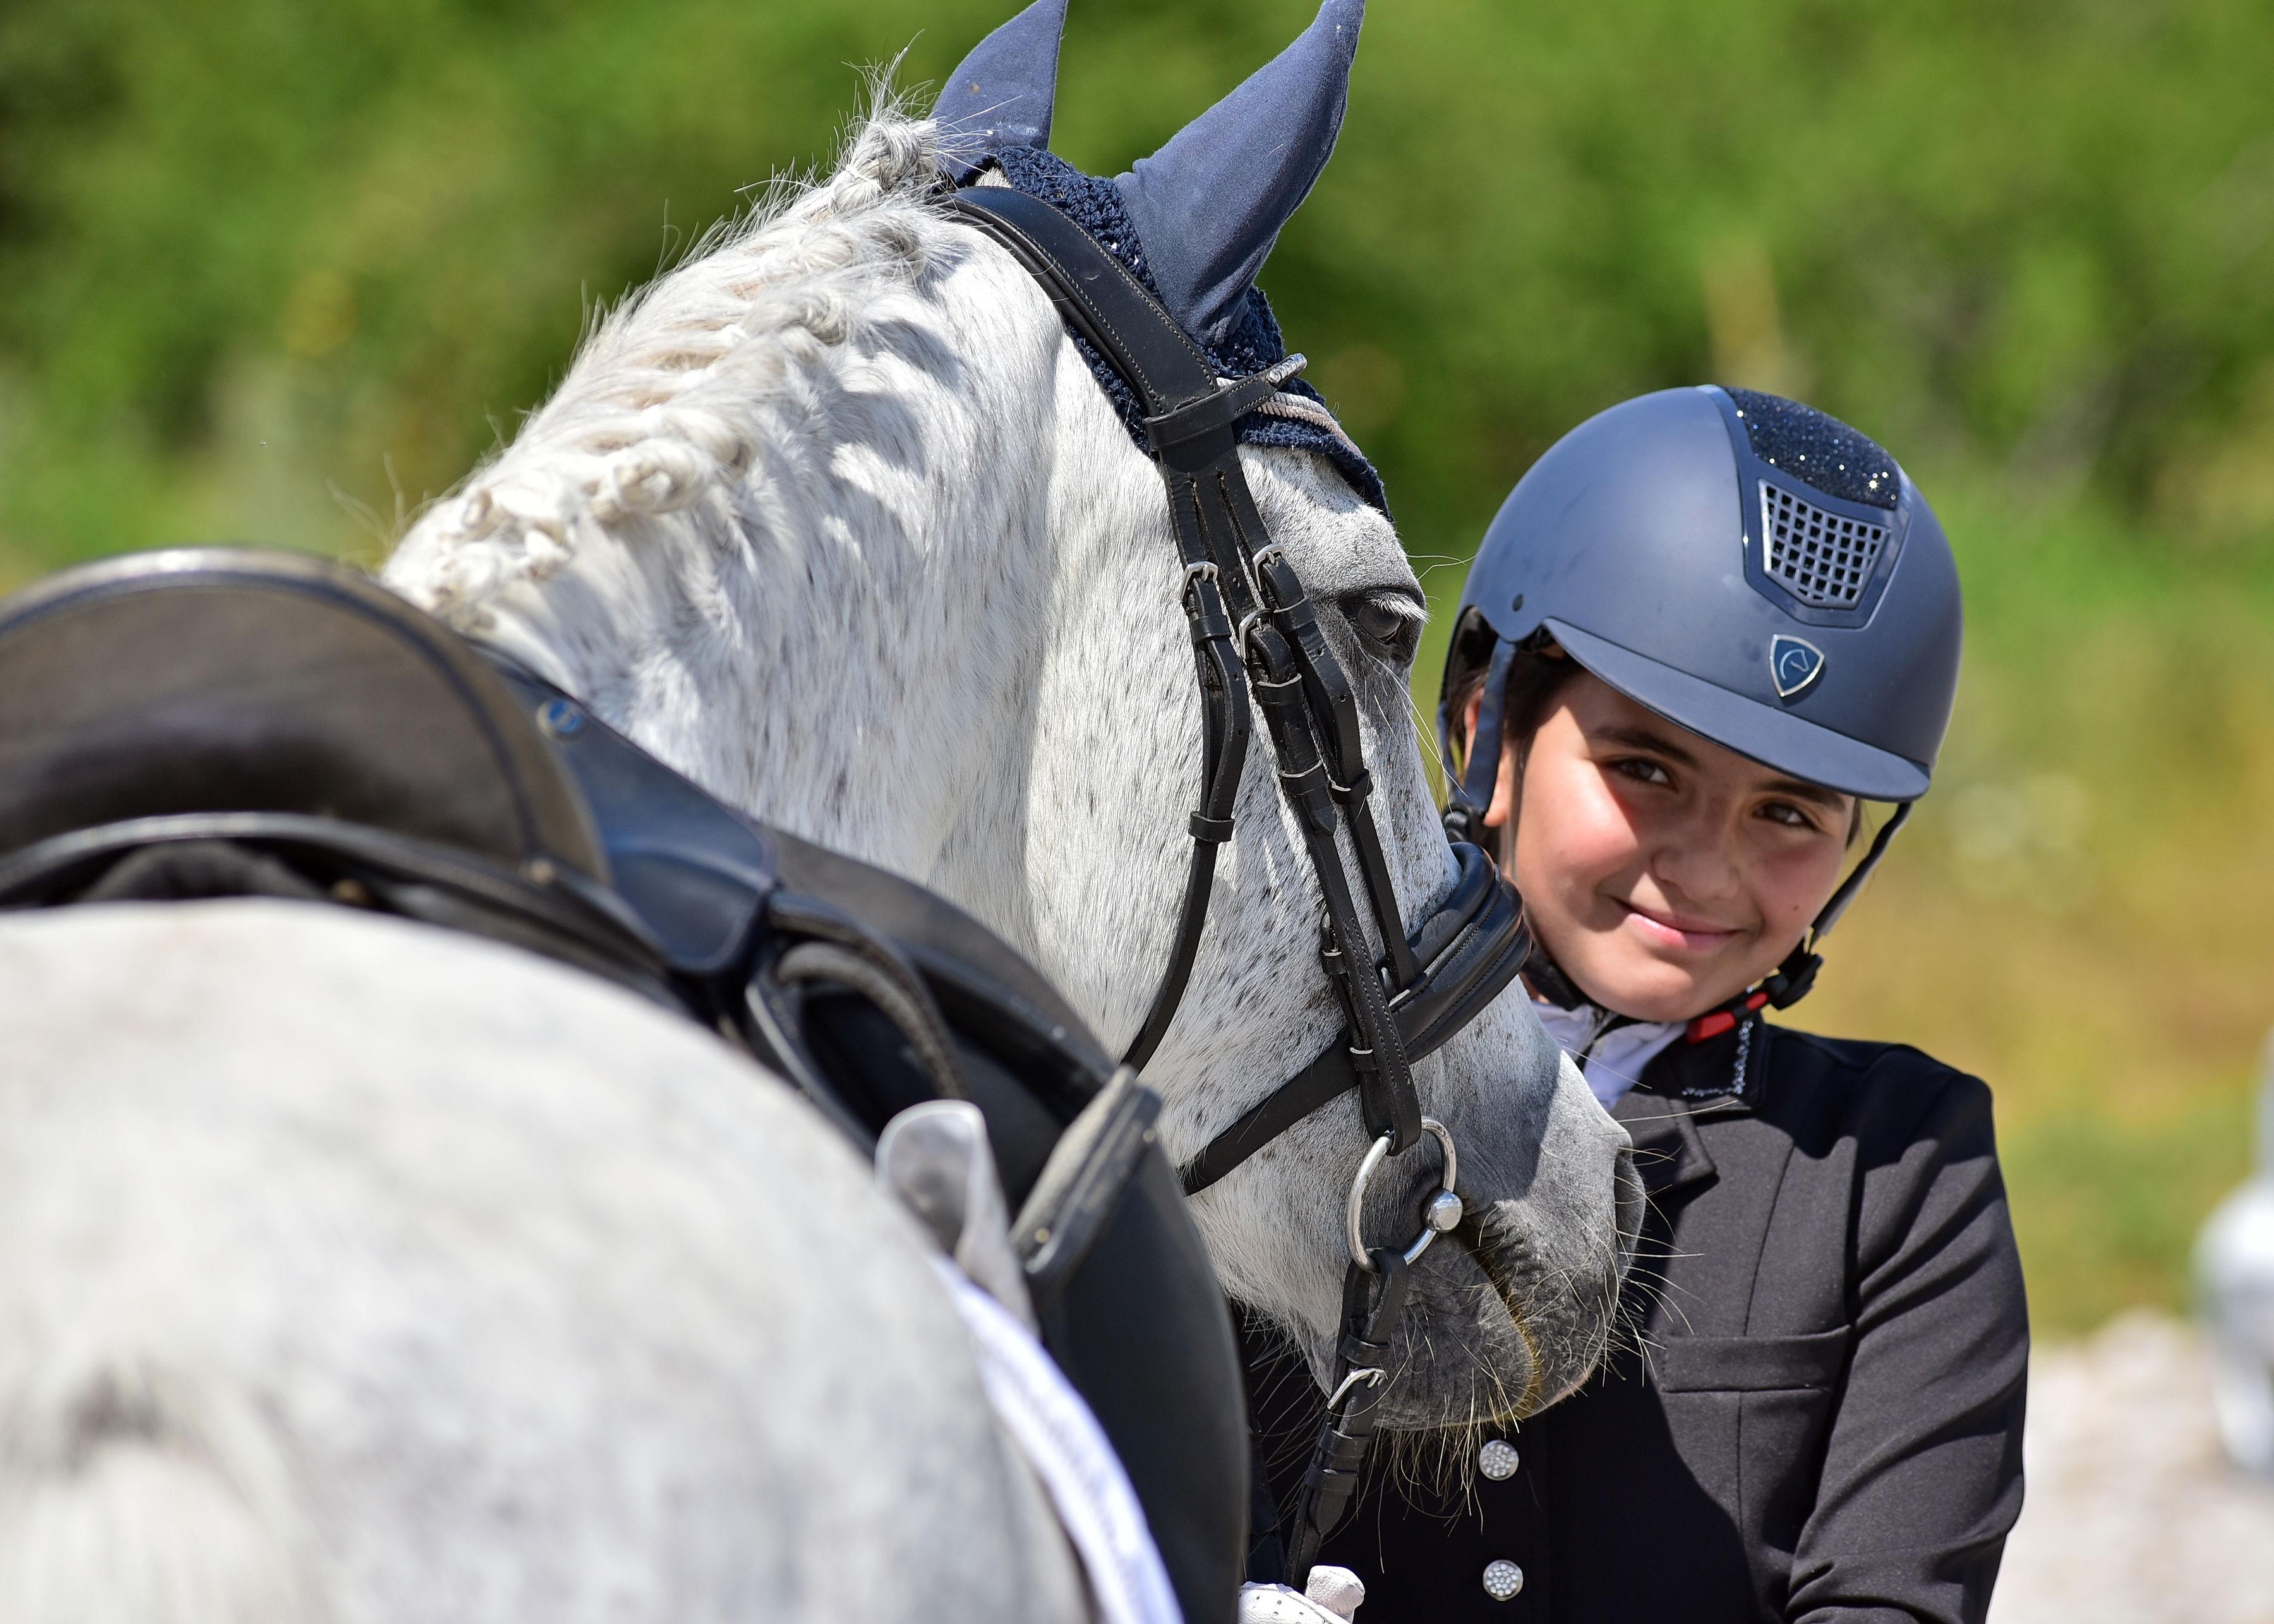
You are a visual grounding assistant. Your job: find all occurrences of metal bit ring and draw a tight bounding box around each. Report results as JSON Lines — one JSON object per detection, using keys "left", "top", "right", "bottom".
{"left": 1346, "top": 1117, "right": 1462, "bottom": 1270}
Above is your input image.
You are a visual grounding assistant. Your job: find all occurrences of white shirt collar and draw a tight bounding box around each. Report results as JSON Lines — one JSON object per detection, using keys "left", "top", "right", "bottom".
{"left": 1531, "top": 999, "right": 1685, "bottom": 1112}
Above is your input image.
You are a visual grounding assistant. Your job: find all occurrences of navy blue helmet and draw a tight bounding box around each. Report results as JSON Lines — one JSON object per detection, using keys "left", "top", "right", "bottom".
{"left": 1440, "top": 385, "right": 1963, "bottom": 1011}
{"left": 1443, "top": 385, "right": 1959, "bottom": 807}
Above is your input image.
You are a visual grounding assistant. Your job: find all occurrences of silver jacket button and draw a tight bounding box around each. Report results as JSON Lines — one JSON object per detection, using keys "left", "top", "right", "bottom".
{"left": 1482, "top": 1560, "right": 1524, "bottom": 1601}
{"left": 1478, "top": 1438, "right": 1519, "bottom": 1481}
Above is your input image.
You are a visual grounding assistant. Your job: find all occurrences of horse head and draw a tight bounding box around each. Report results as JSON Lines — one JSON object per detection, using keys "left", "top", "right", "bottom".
{"left": 387, "top": 0, "right": 1640, "bottom": 1436}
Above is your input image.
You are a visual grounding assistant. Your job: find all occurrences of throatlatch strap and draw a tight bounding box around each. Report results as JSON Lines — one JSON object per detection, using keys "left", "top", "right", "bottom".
{"left": 1120, "top": 563, "right": 1249, "bottom": 1073}
{"left": 944, "top": 188, "right": 1254, "bottom": 1073}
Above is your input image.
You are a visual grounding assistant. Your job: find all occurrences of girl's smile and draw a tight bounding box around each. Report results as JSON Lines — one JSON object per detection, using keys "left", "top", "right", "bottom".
{"left": 1615, "top": 898, "right": 1743, "bottom": 954}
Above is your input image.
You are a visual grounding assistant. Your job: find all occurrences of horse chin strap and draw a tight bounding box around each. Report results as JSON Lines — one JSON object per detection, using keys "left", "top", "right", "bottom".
{"left": 944, "top": 185, "right": 1533, "bottom": 1585}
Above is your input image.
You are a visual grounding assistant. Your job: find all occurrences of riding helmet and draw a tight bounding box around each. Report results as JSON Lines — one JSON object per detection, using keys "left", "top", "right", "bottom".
{"left": 1438, "top": 385, "right": 1963, "bottom": 1011}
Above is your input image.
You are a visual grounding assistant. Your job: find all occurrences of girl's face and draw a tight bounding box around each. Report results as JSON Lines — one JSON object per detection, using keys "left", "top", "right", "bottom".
{"left": 1469, "top": 670, "right": 1856, "bottom": 1025}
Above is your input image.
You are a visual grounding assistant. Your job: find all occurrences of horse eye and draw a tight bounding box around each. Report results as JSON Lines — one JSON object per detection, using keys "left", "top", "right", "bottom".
{"left": 1344, "top": 591, "right": 1423, "bottom": 667}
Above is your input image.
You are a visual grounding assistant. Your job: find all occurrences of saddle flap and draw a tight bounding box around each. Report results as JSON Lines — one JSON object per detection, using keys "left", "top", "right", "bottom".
{"left": 0, "top": 549, "right": 605, "bottom": 881}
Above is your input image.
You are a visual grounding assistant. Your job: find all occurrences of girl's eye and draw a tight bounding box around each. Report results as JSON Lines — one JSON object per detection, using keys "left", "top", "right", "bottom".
{"left": 1760, "top": 802, "right": 1818, "bottom": 831}
{"left": 1611, "top": 758, "right": 1673, "bottom": 788}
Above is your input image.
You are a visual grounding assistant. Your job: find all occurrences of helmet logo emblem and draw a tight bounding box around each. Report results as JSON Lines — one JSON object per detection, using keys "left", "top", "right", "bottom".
{"left": 1770, "top": 635, "right": 1826, "bottom": 700}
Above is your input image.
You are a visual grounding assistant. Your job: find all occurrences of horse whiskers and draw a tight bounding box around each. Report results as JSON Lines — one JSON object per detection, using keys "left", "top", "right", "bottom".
{"left": 1447, "top": 1213, "right": 1546, "bottom": 1420}
{"left": 1364, "top": 1337, "right": 1533, "bottom": 1511}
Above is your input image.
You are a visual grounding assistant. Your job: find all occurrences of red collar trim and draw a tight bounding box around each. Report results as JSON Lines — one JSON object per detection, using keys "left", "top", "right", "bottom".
{"left": 1685, "top": 990, "right": 1769, "bottom": 1044}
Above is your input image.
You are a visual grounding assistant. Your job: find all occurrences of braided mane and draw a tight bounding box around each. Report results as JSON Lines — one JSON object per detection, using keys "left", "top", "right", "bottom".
{"left": 392, "top": 98, "right": 946, "bottom": 625}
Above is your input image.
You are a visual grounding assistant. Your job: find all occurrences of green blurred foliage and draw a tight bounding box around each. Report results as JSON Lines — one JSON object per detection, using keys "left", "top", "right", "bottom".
{"left": 1786, "top": 486, "right": 2274, "bottom": 1335}
{"left": 6, "top": 0, "right": 2274, "bottom": 563}
{"left": 2, "top": 0, "right": 2271, "bottom": 1333}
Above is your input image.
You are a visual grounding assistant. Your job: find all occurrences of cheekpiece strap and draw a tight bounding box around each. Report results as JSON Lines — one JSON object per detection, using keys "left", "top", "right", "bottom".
{"left": 946, "top": 186, "right": 1423, "bottom": 1144}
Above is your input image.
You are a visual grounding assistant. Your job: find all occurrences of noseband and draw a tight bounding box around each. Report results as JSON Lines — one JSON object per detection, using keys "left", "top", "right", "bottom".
{"left": 945, "top": 186, "right": 1532, "bottom": 1580}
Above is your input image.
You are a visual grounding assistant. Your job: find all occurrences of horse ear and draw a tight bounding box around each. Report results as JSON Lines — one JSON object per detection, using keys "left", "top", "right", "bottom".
{"left": 1112, "top": 0, "right": 1362, "bottom": 351}
{"left": 934, "top": 0, "right": 1070, "bottom": 184}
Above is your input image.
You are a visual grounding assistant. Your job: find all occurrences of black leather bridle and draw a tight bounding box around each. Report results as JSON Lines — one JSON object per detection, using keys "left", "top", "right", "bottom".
{"left": 945, "top": 184, "right": 1534, "bottom": 1581}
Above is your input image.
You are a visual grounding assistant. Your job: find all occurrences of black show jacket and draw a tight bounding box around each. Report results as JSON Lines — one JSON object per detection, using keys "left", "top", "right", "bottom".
{"left": 1247, "top": 1018, "right": 2029, "bottom": 1623}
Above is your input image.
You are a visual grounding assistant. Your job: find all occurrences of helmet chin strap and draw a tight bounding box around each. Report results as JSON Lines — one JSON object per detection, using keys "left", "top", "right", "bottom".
{"left": 1517, "top": 933, "right": 1588, "bottom": 1013}
{"left": 1683, "top": 800, "right": 1912, "bottom": 1042}
{"left": 1440, "top": 639, "right": 1517, "bottom": 849}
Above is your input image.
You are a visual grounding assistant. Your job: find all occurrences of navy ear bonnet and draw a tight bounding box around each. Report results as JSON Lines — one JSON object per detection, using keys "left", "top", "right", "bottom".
{"left": 1445, "top": 386, "right": 1963, "bottom": 805}
{"left": 933, "top": 0, "right": 1389, "bottom": 517}
{"left": 975, "top": 149, "right": 1388, "bottom": 516}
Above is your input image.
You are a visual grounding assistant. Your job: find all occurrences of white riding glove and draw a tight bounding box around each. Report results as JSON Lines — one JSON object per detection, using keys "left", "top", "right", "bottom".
{"left": 1238, "top": 1567, "right": 1365, "bottom": 1623}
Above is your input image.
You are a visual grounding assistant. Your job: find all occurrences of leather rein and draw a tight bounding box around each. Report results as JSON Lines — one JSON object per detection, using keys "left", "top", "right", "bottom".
{"left": 944, "top": 185, "right": 1532, "bottom": 1580}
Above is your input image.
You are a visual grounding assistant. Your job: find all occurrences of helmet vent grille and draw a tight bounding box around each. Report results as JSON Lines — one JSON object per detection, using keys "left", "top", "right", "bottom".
{"left": 1759, "top": 482, "right": 1889, "bottom": 610}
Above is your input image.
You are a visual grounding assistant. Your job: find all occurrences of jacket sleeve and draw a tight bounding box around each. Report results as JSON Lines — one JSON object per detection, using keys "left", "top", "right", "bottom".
{"left": 1786, "top": 1068, "right": 2030, "bottom": 1624}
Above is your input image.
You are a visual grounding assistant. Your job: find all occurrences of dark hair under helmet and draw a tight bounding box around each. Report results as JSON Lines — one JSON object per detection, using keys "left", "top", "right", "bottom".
{"left": 1439, "top": 385, "right": 1964, "bottom": 1017}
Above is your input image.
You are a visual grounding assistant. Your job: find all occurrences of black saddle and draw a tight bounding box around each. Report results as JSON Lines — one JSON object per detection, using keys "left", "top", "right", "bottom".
{"left": 0, "top": 548, "right": 1248, "bottom": 1624}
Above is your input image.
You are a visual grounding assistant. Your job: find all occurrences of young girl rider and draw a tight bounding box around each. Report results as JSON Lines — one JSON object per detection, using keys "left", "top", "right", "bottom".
{"left": 1248, "top": 387, "right": 2029, "bottom": 1622}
